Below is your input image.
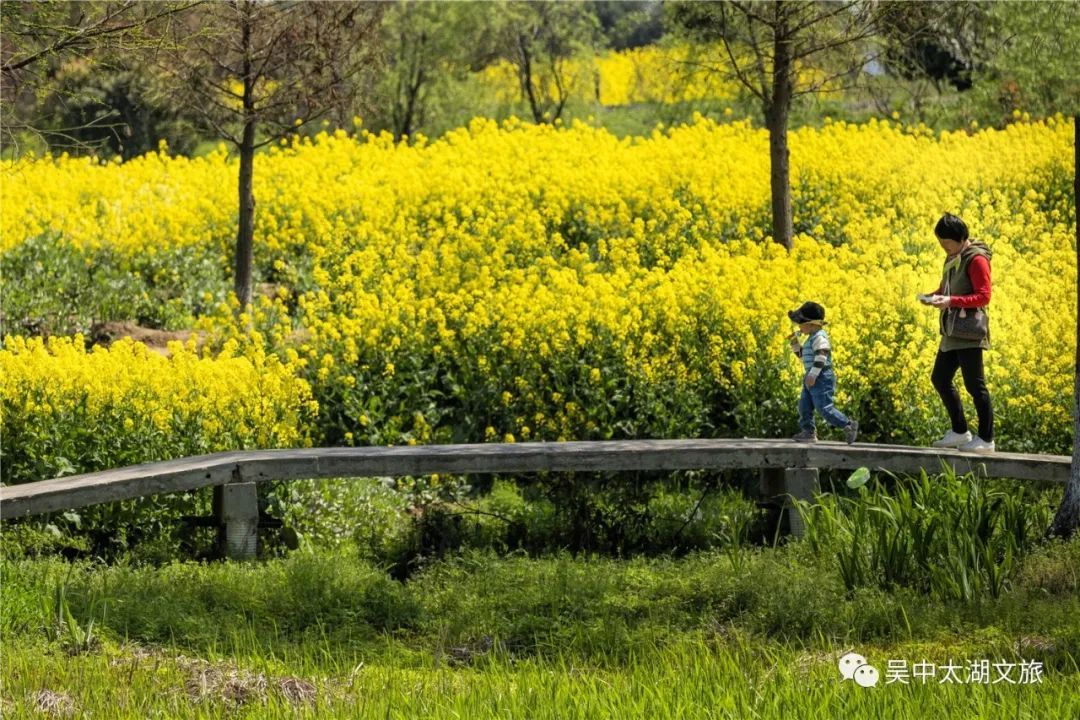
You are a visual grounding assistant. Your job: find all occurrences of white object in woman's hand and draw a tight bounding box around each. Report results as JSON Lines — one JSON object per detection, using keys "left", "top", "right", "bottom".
{"left": 928, "top": 295, "right": 951, "bottom": 308}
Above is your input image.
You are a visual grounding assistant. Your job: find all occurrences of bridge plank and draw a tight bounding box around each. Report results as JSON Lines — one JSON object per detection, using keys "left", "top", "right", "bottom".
{"left": 0, "top": 440, "right": 1070, "bottom": 521}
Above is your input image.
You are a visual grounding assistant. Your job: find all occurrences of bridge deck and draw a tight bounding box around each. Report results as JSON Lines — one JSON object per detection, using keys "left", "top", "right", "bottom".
{"left": 1, "top": 439, "right": 1069, "bottom": 521}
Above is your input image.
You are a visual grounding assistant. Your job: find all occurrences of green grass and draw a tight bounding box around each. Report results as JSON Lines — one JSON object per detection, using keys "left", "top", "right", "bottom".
{"left": 2, "top": 472, "right": 1077, "bottom": 718}
{"left": 3, "top": 633, "right": 1078, "bottom": 719}
{"left": 801, "top": 470, "right": 1055, "bottom": 600}
{"left": 2, "top": 535, "right": 1078, "bottom": 718}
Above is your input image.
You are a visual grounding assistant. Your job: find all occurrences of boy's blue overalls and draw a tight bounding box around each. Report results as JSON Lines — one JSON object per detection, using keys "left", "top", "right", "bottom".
{"left": 796, "top": 329, "right": 851, "bottom": 432}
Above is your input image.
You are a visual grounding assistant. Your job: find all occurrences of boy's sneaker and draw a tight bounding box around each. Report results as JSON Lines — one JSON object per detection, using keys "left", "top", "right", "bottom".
{"left": 960, "top": 436, "right": 995, "bottom": 453}
{"left": 932, "top": 430, "right": 971, "bottom": 448}
{"left": 791, "top": 429, "right": 817, "bottom": 443}
{"left": 843, "top": 420, "right": 858, "bottom": 445}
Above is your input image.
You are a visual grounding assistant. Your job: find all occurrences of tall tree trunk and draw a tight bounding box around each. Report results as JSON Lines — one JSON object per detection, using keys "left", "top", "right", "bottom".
{"left": 234, "top": 1, "right": 255, "bottom": 311}
{"left": 517, "top": 34, "right": 543, "bottom": 124}
{"left": 235, "top": 119, "right": 256, "bottom": 311}
{"left": 1049, "top": 114, "right": 1080, "bottom": 539}
{"left": 766, "top": 107, "right": 793, "bottom": 251}
{"left": 402, "top": 56, "right": 423, "bottom": 142}
{"left": 767, "top": 7, "right": 794, "bottom": 250}
{"left": 393, "top": 29, "right": 422, "bottom": 143}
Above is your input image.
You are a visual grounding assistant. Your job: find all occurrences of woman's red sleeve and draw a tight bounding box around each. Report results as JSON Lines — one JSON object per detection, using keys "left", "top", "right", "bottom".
{"left": 950, "top": 255, "right": 991, "bottom": 308}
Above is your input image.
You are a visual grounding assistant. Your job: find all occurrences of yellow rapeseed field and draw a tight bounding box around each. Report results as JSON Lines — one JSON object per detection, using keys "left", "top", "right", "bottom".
{"left": 0, "top": 334, "right": 315, "bottom": 481}
{"left": 474, "top": 44, "right": 835, "bottom": 108}
{"left": 478, "top": 44, "right": 741, "bottom": 107}
{"left": 1, "top": 114, "right": 1075, "bottom": 474}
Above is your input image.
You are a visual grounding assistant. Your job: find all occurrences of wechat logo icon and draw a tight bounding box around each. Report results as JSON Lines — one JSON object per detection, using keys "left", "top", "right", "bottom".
{"left": 839, "top": 652, "right": 879, "bottom": 688}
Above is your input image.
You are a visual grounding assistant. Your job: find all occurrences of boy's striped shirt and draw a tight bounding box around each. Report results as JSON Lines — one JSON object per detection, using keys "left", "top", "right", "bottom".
{"left": 790, "top": 329, "right": 832, "bottom": 379}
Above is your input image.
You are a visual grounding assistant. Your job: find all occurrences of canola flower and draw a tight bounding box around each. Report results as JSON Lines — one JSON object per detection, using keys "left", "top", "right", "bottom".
{"left": 475, "top": 43, "right": 832, "bottom": 107}
{"left": 0, "top": 335, "right": 315, "bottom": 483}
{"left": 478, "top": 44, "right": 741, "bottom": 107}
{"left": 1, "top": 115, "right": 1075, "bottom": 460}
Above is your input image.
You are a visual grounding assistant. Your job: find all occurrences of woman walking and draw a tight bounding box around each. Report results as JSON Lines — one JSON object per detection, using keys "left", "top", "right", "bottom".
{"left": 919, "top": 213, "right": 995, "bottom": 453}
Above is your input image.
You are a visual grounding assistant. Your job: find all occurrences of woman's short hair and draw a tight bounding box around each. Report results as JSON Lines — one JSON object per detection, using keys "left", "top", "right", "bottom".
{"left": 934, "top": 213, "right": 969, "bottom": 242}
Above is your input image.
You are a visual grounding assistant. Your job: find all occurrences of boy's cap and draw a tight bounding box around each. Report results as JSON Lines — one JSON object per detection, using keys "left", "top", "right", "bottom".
{"left": 788, "top": 301, "right": 826, "bottom": 324}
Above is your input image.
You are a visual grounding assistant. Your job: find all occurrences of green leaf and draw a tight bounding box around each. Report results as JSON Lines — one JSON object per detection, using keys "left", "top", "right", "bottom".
{"left": 53, "top": 456, "right": 77, "bottom": 478}
{"left": 846, "top": 467, "right": 871, "bottom": 489}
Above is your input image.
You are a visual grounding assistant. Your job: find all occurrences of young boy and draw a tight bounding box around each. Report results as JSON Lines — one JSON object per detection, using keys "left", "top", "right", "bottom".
{"left": 787, "top": 301, "right": 858, "bottom": 444}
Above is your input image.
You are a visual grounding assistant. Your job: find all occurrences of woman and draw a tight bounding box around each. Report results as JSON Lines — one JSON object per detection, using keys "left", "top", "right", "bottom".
{"left": 919, "top": 213, "right": 995, "bottom": 453}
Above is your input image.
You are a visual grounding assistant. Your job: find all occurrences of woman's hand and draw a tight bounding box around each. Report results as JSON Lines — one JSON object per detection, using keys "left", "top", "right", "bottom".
{"left": 929, "top": 295, "right": 951, "bottom": 309}
{"left": 805, "top": 374, "right": 817, "bottom": 388}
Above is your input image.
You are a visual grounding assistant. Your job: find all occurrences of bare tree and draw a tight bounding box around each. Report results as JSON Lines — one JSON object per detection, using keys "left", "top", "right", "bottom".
{"left": 867, "top": 1, "right": 994, "bottom": 124}
{"left": 495, "top": 1, "right": 599, "bottom": 125}
{"left": 669, "top": 1, "right": 889, "bottom": 249}
{"left": 386, "top": 1, "right": 432, "bottom": 142}
{"left": 380, "top": 1, "right": 480, "bottom": 142}
{"left": 153, "top": 1, "right": 382, "bottom": 309}
{"left": 0, "top": 1, "right": 197, "bottom": 155}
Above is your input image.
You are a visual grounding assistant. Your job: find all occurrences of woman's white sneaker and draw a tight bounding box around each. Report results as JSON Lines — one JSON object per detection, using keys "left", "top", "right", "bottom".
{"left": 932, "top": 430, "right": 972, "bottom": 448}
{"left": 960, "top": 436, "right": 995, "bottom": 453}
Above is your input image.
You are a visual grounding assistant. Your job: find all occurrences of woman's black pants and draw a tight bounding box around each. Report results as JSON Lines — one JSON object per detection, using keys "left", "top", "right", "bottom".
{"left": 931, "top": 348, "right": 994, "bottom": 442}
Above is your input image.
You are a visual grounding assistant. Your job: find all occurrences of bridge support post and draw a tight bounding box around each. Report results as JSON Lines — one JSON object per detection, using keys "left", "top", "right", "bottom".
{"left": 784, "top": 467, "right": 819, "bottom": 538}
{"left": 215, "top": 482, "right": 258, "bottom": 559}
{"left": 758, "top": 467, "right": 819, "bottom": 538}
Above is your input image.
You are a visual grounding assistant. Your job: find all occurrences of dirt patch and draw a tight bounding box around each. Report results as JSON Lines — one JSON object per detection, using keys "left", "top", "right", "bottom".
{"left": 89, "top": 321, "right": 205, "bottom": 357}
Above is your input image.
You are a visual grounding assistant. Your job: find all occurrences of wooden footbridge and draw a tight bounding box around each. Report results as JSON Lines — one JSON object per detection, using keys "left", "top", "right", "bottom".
{"left": 0, "top": 439, "right": 1070, "bottom": 556}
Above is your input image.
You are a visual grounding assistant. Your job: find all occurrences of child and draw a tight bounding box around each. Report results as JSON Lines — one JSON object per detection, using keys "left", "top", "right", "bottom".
{"left": 787, "top": 301, "right": 858, "bottom": 444}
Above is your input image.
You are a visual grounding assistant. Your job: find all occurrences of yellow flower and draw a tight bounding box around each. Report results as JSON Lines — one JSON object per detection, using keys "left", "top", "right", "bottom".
{"left": 1, "top": 113, "right": 1071, "bottom": 457}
